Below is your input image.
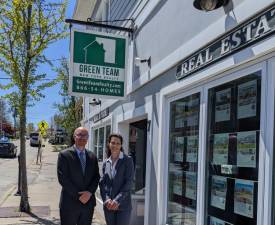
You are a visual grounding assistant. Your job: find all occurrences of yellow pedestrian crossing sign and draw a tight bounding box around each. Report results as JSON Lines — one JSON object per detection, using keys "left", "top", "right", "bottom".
{"left": 39, "top": 130, "right": 47, "bottom": 136}
{"left": 38, "top": 120, "right": 48, "bottom": 131}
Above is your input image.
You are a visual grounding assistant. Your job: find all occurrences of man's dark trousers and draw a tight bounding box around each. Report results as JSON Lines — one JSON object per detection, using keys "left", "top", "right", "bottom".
{"left": 60, "top": 207, "right": 94, "bottom": 225}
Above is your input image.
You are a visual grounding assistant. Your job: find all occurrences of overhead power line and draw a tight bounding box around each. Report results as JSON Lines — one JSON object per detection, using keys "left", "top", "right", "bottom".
{"left": 0, "top": 78, "right": 58, "bottom": 81}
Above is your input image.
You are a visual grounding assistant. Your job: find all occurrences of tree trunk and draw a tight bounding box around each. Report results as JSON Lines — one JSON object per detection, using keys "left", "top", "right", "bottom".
{"left": 19, "top": 94, "right": 30, "bottom": 212}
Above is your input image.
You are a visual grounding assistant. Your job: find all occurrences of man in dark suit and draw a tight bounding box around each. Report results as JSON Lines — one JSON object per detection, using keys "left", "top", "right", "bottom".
{"left": 57, "top": 127, "right": 100, "bottom": 225}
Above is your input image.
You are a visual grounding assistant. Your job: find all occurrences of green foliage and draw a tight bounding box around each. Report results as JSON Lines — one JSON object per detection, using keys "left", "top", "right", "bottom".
{"left": 0, "top": 0, "right": 68, "bottom": 111}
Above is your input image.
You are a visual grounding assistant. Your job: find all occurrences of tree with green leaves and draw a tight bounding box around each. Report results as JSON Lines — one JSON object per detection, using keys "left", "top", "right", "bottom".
{"left": 0, "top": 0, "right": 67, "bottom": 212}
{"left": 54, "top": 58, "right": 82, "bottom": 145}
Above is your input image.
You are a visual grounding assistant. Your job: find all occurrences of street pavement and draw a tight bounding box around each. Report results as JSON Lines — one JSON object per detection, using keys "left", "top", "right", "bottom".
{"left": 0, "top": 140, "right": 38, "bottom": 206}
{"left": 0, "top": 141, "right": 106, "bottom": 225}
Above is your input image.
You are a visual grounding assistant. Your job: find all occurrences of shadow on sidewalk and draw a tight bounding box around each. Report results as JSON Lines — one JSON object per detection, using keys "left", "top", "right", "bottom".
{"left": 20, "top": 212, "right": 59, "bottom": 225}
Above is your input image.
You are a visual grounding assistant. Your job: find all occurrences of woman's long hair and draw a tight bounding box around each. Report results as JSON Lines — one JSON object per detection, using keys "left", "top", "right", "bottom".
{"left": 106, "top": 133, "right": 123, "bottom": 158}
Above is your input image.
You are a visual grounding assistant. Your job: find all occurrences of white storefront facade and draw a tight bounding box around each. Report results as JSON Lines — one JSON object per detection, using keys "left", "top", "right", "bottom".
{"left": 72, "top": 1, "right": 275, "bottom": 225}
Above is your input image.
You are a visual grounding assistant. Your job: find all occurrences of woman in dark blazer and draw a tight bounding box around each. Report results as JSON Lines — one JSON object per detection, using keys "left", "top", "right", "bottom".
{"left": 99, "top": 133, "right": 134, "bottom": 225}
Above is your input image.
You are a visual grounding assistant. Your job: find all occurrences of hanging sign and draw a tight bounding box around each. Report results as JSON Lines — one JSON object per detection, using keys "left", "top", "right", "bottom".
{"left": 69, "top": 29, "right": 128, "bottom": 99}
{"left": 176, "top": 3, "right": 275, "bottom": 80}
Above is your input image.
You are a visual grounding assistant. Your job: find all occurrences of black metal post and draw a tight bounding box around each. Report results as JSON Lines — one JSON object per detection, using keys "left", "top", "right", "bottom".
{"left": 14, "top": 154, "right": 21, "bottom": 196}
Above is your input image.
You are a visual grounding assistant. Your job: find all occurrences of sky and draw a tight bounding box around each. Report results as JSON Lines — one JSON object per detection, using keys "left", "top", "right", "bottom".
{"left": 0, "top": 1, "right": 76, "bottom": 129}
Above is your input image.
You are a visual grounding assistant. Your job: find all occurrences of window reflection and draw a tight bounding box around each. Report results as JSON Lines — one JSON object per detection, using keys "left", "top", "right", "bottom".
{"left": 167, "top": 93, "right": 200, "bottom": 225}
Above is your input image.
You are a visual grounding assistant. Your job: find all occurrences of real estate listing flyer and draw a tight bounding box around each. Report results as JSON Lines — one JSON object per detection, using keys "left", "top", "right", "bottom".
{"left": 234, "top": 179, "right": 254, "bottom": 218}
{"left": 185, "top": 171, "right": 197, "bottom": 200}
{"left": 237, "top": 80, "right": 257, "bottom": 119}
{"left": 213, "top": 133, "right": 229, "bottom": 165}
{"left": 210, "top": 216, "right": 226, "bottom": 225}
{"left": 174, "top": 136, "right": 185, "bottom": 162}
{"left": 237, "top": 131, "right": 257, "bottom": 168}
{"left": 215, "top": 88, "right": 231, "bottom": 122}
{"left": 186, "top": 135, "right": 198, "bottom": 163}
{"left": 210, "top": 175, "right": 227, "bottom": 210}
{"left": 172, "top": 170, "right": 183, "bottom": 196}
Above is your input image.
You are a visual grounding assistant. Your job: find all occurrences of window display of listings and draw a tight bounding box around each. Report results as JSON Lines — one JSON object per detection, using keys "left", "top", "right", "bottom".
{"left": 234, "top": 179, "right": 254, "bottom": 218}
{"left": 215, "top": 88, "right": 231, "bottom": 123}
{"left": 237, "top": 80, "right": 257, "bottom": 119}
{"left": 212, "top": 133, "right": 229, "bottom": 165}
{"left": 237, "top": 131, "right": 257, "bottom": 168}
{"left": 168, "top": 93, "right": 200, "bottom": 225}
{"left": 209, "top": 216, "right": 233, "bottom": 225}
{"left": 210, "top": 176, "right": 227, "bottom": 210}
{"left": 206, "top": 73, "right": 261, "bottom": 225}
{"left": 174, "top": 136, "right": 185, "bottom": 162}
{"left": 186, "top": 136, "right": 198, "bottom": 163}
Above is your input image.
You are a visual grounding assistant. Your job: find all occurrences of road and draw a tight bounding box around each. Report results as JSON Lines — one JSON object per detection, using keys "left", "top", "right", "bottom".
{"left": 0, "top": 139, "right": 39, "bottom": 203}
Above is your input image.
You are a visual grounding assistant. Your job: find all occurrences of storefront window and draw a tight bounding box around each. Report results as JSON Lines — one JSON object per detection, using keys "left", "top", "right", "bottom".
{"left": 98, "top": 127, "right": 104, "bottom": 161}
{"left": 93, "top": 129, "right": 98, "bottom": 155}
{"left": 105, "top": 125, "right": 111, "bottom": 146}
{"left": 93, "top": 125, "right": 111, "bottom": 161}
{"left": 205, "top": 72, "right": 261, "bottom": 225}
{"left": 167, "top": 93, "right": 200, "bottom": 225}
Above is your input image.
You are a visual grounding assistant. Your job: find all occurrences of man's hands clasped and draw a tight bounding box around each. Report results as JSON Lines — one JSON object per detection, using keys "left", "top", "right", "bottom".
{"left": 104, "top": 199, "right": 119, "bottom": 210}
{"left": 78, "top": 191, "right": 119, "bottom": 210}
{"left": 78, "top": 191, "right": 91, "bottom": 204}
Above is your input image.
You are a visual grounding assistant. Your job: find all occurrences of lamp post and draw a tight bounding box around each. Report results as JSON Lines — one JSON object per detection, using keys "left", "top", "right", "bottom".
{"left": 89, "top": 98, "right": 101, "bottom": 106}
{"left": 193, "top": 0, "right": 229, "bottom": 11}
{"left": 134, "top": 56, "right": 151, "bottom": 68}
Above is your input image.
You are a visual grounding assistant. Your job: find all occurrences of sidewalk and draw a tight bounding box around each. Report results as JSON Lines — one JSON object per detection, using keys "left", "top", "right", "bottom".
{"left": 0, "top": 143, "right": 106, "bottom": 225}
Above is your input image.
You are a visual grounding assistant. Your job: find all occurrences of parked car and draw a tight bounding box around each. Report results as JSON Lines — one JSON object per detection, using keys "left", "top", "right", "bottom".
{"left": 0, "top": 136, "right": 17, "bottom": 158}
{"left": 55, "top": 129, "right": 66, "bottom": 144}
{"left": 30, "top": 132, "right": 41, "bottom": 147}
{"left": 48, "top": 136, "right": 56, "bottom": 145}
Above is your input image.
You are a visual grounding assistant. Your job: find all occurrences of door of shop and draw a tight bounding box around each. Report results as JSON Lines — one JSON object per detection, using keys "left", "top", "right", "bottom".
{"left": 129, "top": 119, "right": 147, "bottom": 225}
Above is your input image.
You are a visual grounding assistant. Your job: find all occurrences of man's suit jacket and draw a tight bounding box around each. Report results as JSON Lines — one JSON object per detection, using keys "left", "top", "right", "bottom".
{"left": 57, "top": 147, "right": 100, "bottom": 211}
{"left": 99, "top": 153, "right": 134, "bottom": 211}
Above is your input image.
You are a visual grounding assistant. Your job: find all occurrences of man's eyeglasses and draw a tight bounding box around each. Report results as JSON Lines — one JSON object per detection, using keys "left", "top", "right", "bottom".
{"left": 75, "top": 134, "right": 89, "bottom": 139}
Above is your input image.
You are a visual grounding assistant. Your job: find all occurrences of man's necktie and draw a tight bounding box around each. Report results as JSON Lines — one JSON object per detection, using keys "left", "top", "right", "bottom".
{"left": 79, "top": 151, "right": 86, "bottom": 174}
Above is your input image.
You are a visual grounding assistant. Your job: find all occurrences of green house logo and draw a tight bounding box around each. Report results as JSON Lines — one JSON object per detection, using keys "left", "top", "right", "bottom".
{"left": 83, "top": 37, "right": 116, "bottom": 64}
{"left": 73, "top": 31, "right": 126, "bottom": 68}
{"left": 70, "top": 30, "right": 128, "bottom": 99}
